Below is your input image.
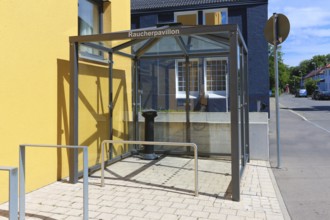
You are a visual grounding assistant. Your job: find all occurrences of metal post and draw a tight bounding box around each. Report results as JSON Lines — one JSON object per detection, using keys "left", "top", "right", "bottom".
{"left": 101, "top": 141, "right": 105, "bottom": 187}
{"left": 273, "top": 13, "right": 281, "bottom": 169}
{"left": 230, "top": 30, "right": 240, "bottom": 202}
{"left": 19, "top": 145, "right": 25, "bottom": 220}
{"left": 239, "top": 46, "right": 245, "bottom": 166}
{"left": 193, "top": 144, "right": 198, "bottom": 196}
{"left": 133, "top": 59, "right": 139, "bottom": 145}
{"left": 18, "top": 144, "right": 89, "bottom": 220}
{"left": 108, "top": 53, "right": 113, "bottom": 160}
{"left": 83, "top": 147, "right": 89, "bottom": 220}
{"left": 185, "top": 56, "right": 191, "bottom": 151}
{"left": 226, "top": 62, "right": 229, "bottom": 112}
{"left": 9, "top": 168, "right": 18, "bottom": 220}
{"left": 70, "top": 42, "right": 79, "bottom": 183}
{"left": 0, "top": 167, "right": 18, "bottom": 220}
{"left": 244, "top": 51, "right": 250, "bottom": 163}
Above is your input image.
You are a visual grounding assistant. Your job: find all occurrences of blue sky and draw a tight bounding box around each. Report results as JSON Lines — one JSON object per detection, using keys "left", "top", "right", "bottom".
{"left": 268, "top": 0, "right": 330, "bottom": 67}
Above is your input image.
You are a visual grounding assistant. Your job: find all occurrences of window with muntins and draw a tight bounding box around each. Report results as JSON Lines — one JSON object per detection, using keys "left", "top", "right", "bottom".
{"left": 176, "top": 60, "right": 199, "bottom": 98}
{"left": 204, "top": 58, "right": 227, "bottom": 96}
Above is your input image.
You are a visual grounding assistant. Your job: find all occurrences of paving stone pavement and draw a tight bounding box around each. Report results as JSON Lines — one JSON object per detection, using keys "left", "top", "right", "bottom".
{"left": 0, "top": 156, "right": 288, "bottom": 219}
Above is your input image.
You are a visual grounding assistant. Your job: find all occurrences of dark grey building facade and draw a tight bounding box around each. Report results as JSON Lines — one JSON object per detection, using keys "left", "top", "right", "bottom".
{"left": 131, "top": 0, "right": 269, "bottom": 112}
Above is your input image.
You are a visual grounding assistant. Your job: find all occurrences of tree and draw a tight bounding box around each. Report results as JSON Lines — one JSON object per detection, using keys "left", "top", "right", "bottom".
{"left": 304, "top": 78, "right": 317, "bottom": 95}
{"left": 298, "top": 55, "right": 329, "bottom": 75}
{"left": 286, "top": 53, "right": 330, "bottom": 94}
{"left": 268, "top": 44, "right": 290, "bottom": 93}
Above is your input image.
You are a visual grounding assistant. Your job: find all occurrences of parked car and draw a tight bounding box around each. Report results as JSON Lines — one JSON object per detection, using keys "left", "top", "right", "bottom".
{"left": 295, "top": 88, "right": 307, "bottom": 97}
{"left": 312, "top": 90, "right": 330, "bottom": 100}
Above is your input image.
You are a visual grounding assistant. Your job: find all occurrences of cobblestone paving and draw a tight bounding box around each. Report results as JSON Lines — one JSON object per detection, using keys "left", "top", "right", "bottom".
{"left": 0, "top": 156, "right": 285, "bottom": 219}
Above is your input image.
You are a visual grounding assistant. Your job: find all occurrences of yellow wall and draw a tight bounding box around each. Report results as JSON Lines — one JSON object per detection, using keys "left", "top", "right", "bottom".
{"left": 77, "top": 56, "right": 132, "bottom": 170}
{"left": 77, "top": 0, "right": 132, "bottom": 170}
{"left": 0, "top": 0, "right": 131, "bottom": 203}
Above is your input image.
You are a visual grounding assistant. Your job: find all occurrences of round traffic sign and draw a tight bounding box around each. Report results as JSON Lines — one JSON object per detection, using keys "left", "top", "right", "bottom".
{"left": 264, "top": 13, "right": 290, "bottom": 45}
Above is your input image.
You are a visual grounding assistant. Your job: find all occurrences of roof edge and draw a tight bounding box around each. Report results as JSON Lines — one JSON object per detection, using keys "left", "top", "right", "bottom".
{"left": 131, "top": 0, "right": 268, "bottom": 14}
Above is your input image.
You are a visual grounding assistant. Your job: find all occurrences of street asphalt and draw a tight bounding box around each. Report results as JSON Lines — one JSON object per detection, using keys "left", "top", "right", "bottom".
{"left": 269, "top": 94, "right": 330, "bottom": 220}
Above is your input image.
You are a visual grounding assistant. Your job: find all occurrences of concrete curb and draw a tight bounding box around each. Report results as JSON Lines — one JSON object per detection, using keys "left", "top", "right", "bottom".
{"left": 267, "top": 161, "right": 291, "bottom": 220}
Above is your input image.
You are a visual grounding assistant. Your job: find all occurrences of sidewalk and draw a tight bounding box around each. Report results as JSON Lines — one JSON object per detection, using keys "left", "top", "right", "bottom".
{"left": 0, "top": 156, "right": 289, "bottom": 219}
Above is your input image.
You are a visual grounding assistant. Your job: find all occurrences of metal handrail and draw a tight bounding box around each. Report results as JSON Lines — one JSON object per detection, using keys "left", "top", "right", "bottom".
{"left": 19, "top": 144, "right": 89, "bottom": 220}
{"left": 101, "top": 140, "right": 199, "bottom": 196}
{"left": 0, "top": 166, "right": 18, "bottom": 220}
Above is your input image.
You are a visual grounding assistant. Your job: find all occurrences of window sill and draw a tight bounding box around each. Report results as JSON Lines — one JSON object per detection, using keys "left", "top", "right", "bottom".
{"left": 175, "top": 94, "right": 198, "bottom": 99}
{"left": 79, "top": 55, "right": 109, "bottom": 66}
{"left": 207, "top": 94, "right": 227, "bottom": 99}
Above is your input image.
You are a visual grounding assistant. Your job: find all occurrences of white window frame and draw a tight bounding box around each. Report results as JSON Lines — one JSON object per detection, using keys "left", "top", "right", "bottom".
{"left": 204, "top": 57, "right": 228, "bottom": 98}
{"left": 175, "top": 59, "right": 199, "bottom": 99}
{"left": 203, "top": 8, "right": 228, "bottom": 25}
{"left": 174, "top": 11, "right": 198, "bottom": 25}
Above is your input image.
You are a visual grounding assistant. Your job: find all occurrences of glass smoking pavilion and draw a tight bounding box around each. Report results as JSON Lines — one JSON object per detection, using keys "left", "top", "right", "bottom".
{"left": 69, "top": 24, "right": 249, "bottom": 201}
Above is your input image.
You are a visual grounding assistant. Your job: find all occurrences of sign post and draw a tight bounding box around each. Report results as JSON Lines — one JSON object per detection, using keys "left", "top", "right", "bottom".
{"left": 264, "top": 13, "right": 290, "bottom": 168}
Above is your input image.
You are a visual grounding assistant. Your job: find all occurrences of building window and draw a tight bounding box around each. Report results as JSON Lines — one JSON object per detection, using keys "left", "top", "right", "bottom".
{"left": 174, "top": 9, "right": 227, "bottom": 26}
{"left": 203, "top": 8, "right": 228, "bottom": 25}
{"left": 176, "top": 59, "right": 199, "bottom": 98}
{"left": 204, "top": 58, "right": 228, "bottom": 97}
{"left": 174, "top": 11, "right": 198, "bottom": 26}
{"left": 78, "top": 0, "right": 103, "bottom": 57}
{"left": 79, "top": 0, "right": 102, "bottom": 35}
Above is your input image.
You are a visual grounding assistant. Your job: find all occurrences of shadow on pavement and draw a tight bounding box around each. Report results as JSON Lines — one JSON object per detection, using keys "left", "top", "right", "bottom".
{"left": 281, "top": 106, "right": 330, "bottom": 112}
{"left": 0, "top": 209, "right": 57, "bottom": 220}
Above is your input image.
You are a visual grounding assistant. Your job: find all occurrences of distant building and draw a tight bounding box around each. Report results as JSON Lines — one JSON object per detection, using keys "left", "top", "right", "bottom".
{"left": 304, "top": 64, "right": 330, "bottom": 91}
{"left": 131, "top": 0, "right": 269, "bottom": 112}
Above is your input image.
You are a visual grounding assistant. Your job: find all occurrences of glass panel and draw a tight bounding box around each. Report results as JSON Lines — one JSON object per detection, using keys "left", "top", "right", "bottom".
{"left": 205, "top": 58, "right": 227, "bottom": 93}
{"left": 205, "top": 12, "right": 221, "bottom": 25}
{"left": 78, "top": 0, "right": 101, "bottom": 57}
{"left": 221, "top": 10, "right": 228, "bottom": 24}
{"left": 204, "top": 9, "right": 228, "bottom": 25}
{"left": 135, "top": 57, "right": 232, "bottom": 156}
{"left": 78, "top": 54, "right": 132, "bottom": 168}
{"left": 176, "top": 60, "right": 199, "bottom": 94}
{"left": 142, "top": 37, "right": 183, "bottom": 55}
{"left": 188, "top": 36, "right": 230, "bottom": 52}
{"left": 132, "top": 39, "right": 150, "bottom": 54}
{"left": 177, "top": 14, "right": 197, "bottom": 25}
{"left": 133, "top": 35, "right": 230, "bottom": 58}
{"left": 78, "top": 0, "right": 100, "bottom": 35}
{"left": 136, "top": 58, "right": 187, "bottom": 153}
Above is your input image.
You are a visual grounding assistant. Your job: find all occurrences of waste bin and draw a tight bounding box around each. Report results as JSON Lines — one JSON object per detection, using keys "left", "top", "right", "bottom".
{"left": 141, "top": 109, "right": 158, "bottom": 160}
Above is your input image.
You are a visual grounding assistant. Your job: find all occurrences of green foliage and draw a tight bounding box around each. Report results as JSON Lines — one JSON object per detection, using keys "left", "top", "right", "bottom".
{"left": 268, "top": 46, "right": 330, "bottom": 95}
{"left": 268, "top": 44, "right": 290, "bottom": 91}
{"left": 304, "top": 78, "right": 317, "bottom": 95}
{"left": 297, "top": 55, "right": 329, "bottom": 76}
{"left": 288, "top": 75, "right": 302, "bottom": 94}
{"left": 284, "top": 53, "right": 330, "bottom": 94}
